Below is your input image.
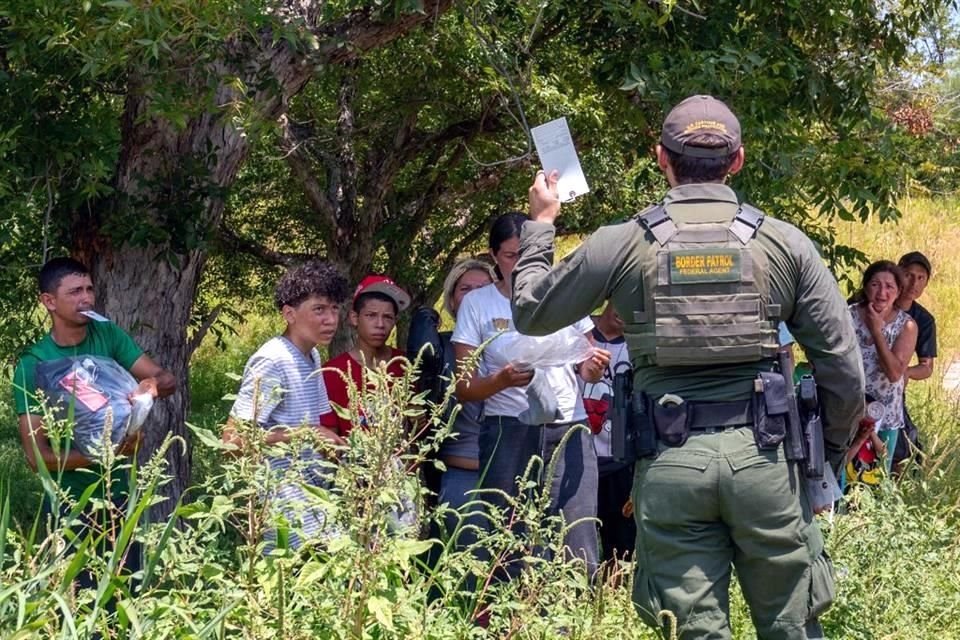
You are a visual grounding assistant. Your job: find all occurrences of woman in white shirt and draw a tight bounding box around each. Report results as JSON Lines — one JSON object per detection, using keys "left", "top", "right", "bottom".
{"left": 452, "top": 212, "right": 608, "bottom": 579}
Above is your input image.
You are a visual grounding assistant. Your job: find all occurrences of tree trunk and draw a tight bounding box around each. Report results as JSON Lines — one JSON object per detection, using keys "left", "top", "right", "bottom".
{"left": 87, "top": 247, "right": 205, "bottom": 515}
{"left": 326, "top": 251, "right": 376, "bottom": 359}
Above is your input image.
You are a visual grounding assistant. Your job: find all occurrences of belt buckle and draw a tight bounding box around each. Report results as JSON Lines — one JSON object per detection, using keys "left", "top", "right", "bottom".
{"left": 700, "top": 425, "right": 738, "bottom": 434}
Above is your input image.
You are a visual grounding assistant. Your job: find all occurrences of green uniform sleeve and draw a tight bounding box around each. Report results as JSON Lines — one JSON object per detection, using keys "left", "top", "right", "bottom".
{"left": 12, "top": 355, "right": 40, "bottom": 416}
{"left": 785, "top": 235, "right": 865, "bottom": 462}
{"left": 106, "top": 322, "right": 144, "bottom": 370}
{"left": 512, "top": 221, "right": 625, "bottom": 335}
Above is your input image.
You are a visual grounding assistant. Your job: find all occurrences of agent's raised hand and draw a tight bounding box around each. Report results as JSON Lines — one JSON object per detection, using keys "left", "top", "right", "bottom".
{"left": 528, "top": 170, "right": 561, "bottom": 224}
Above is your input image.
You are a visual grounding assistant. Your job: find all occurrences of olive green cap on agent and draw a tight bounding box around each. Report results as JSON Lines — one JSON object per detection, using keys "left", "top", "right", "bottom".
{"left": 660, "top": 95, "right": 742, "bottom": 158}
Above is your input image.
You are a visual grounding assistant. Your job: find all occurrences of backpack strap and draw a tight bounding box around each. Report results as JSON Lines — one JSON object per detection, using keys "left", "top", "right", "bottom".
{"left": 729, "top": 203, "right": 765, "bottom": 245}
{"left": 636, "top": 204, "right": 676, "bottom": 246}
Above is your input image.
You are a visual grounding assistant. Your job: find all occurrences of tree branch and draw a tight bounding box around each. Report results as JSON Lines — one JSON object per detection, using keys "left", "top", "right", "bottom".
{"left": 312, "top": 0, "right": 456, "bottom": 66}
{"left": 374, "top": 99, "right": 506, "bottom": 223}
{"left": 423, "top": 214, "right": 494, "bottom": 304}
{"left": 279, "top": 115, "right": 338, "bottom": 235}
{"left": 217, "top": 224, "right": 317, "bottom": 266}
{"left": 187, "top": 304, "right": 223, "bottom": 357}
{"left": 335, "top": 62, "right": 359, "bottom": 236}
{"left": 398, "top": 144, "right": 466, "bottom": 233}
{"left": 408, "top": 103, "right": 503, "bottom": 152}
{"left": 359, "top": 110, "right": 419, "bottom": 227}
{"left": 434, "top": 162, "right": 517, "bottom": 210}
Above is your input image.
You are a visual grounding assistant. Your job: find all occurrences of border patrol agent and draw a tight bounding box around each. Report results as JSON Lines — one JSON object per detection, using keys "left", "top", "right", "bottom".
{"left": 511, "top": 95, "right": 864, "bottom": 639}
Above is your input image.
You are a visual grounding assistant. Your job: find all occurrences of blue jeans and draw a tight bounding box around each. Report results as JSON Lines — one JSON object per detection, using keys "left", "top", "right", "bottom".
{"left": 478, "top": 416, "right": 599, "bottom": 578}
{"left": 438, "top": 466, "right": 484, "bottom": 550}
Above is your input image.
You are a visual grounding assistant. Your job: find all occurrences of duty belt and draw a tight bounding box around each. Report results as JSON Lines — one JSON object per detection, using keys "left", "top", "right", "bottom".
{"left": 684, "top": 399, "right": 753, "bottom": 432}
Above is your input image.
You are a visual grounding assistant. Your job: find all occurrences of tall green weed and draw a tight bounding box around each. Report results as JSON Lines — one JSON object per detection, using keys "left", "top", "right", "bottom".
{"left": 0, "top": 365, "right": 42, "bottom": 528}
{"left": 3, "top": 197, "right": 960, "bottom": 638}
{"left": 3, "top": 355, "right": 960, "bottom": 637}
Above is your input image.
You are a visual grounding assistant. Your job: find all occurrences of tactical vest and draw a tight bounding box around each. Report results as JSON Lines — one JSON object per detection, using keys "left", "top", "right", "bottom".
{"left": 631, "top": 202, "right": 780, "bottom": 367}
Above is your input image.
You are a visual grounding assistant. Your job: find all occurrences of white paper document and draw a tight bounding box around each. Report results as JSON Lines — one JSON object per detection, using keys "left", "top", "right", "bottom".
{"left": 531, "top": 117, "right": 589, "bottom": 202}
{"left": 80, "top": 310, "right": 110, "bottom": 322}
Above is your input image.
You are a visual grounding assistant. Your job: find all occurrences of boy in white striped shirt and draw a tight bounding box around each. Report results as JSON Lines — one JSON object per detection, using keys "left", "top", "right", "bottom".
{"left": 223, "top": 260, "right": 349, "bottom": 549}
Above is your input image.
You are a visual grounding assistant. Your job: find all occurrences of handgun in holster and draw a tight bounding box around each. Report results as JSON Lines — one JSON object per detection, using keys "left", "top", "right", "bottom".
{"left": 797, "top": 374, "right": 825, "bottom": 480}
{"left": 777, "top": 350, "right": 824, "bottom": 479}
{"left": 611, "top": 365, "right": 657, "bottom": 462}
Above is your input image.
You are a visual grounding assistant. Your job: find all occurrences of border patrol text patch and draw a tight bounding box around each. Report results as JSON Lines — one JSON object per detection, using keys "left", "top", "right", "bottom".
{"left": 669, "top": 248, "right": 741, "bottom": 284}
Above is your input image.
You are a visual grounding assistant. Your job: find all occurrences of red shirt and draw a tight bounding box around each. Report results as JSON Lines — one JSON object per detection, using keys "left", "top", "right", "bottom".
{"left": 321, "top": 348, "right": 406, "bottom": 436}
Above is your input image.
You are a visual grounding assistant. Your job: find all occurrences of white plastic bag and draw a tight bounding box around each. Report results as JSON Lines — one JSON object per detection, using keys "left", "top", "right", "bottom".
{"left": 128, "top": 393, "right": 154, "bottom": 435}
{"left": 505, "top": 326, "right": 595, "bottom": 370}
{"left": 34, "top": 356, "right": 153, "bottom": 458}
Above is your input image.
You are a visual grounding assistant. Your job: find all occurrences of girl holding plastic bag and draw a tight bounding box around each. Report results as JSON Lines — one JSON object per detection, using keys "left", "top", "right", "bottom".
{"left": 451, "top": 212, "right": 609, "bottom": 580}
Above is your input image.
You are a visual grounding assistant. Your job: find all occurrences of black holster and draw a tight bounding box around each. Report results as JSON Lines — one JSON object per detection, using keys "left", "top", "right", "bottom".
{"left": 759, "top": 365, "right": 825, "bottom": 479}
{"left": 774, "top": 350, "right": 825, "bottom": 480}
{"left": 752, "top": 371, "right": 789, "bottom": 450}
{"left": 633, "top": 393, "right": 658, "bottom": 458}
{"left": 611, "top": 369, "right": 656, "bottom": 463}
{"left": 798, "top": 375, "right": 825, "bottom": 480}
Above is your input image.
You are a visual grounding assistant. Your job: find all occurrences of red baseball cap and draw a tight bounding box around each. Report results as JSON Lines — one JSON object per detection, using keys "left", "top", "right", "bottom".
{"left": 353, "top": 274, "right": 411, "bottom": 311}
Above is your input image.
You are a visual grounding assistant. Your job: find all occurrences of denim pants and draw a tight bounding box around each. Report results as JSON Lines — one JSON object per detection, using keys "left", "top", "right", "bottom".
{"left": 478, "top": 416, "right": 599, "bottom": 578}
{"left": 438, "top": 466, "right": 484, "bottom": 550}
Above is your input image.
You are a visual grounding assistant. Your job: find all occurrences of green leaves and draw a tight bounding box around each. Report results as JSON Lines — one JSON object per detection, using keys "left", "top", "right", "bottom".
{"left": 366, "top": 594, "right": 395, "bottom": 631}
{"left": 591, "top": 0, "right": 934, "bottom": 239}
{"left": 188, "top": 423, "right": 238, "bottom": 453}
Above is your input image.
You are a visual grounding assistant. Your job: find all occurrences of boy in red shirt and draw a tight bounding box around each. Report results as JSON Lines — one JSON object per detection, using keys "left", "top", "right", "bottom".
{"left": 322, "top": 275, "right": 410, "bottom": 435}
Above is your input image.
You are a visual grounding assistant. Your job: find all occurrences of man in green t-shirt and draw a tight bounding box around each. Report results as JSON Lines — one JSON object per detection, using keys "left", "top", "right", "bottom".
{"left": 13, "top": 257, "right": 176, "bottom": 505}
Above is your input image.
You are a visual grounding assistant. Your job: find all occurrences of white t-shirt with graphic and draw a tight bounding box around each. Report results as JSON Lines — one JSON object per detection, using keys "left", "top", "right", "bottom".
{"left": 452, "top": 283, "right": 592, "bottom": 422}
{"left": 580, "top": 327, "right": 631, "bottom": 459}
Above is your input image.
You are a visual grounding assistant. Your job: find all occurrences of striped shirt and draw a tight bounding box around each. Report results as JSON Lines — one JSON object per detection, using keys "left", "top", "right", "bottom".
{"left": 230, "top": 336, "right": 335, "bottom": 549}
{"left": 230, "top": 336, "right": 331, "bottom": 428}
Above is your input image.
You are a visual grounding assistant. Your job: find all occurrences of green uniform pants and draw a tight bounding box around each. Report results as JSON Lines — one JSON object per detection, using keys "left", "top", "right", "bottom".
{"left": 631, "top": 427, "right": 834, "bottom": 640}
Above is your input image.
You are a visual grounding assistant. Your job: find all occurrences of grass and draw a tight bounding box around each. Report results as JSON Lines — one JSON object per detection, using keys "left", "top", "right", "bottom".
{"left": 0, "top": 366, "right": 42, "bottom": 526}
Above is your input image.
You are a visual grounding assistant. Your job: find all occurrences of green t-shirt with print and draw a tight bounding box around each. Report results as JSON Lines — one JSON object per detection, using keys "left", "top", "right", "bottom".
{"left": 13, "top": 320, "right": 144, "bottom": 503}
